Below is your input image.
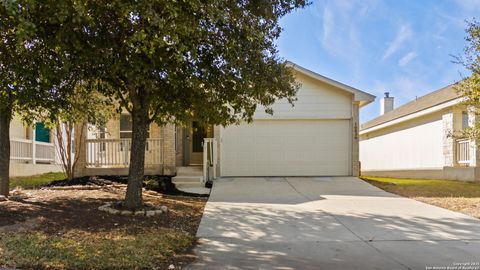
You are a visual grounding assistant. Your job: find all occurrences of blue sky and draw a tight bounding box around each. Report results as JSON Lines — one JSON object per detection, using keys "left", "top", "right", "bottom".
{"left": 276, "top": 0, "right": 479, "bottom": 123}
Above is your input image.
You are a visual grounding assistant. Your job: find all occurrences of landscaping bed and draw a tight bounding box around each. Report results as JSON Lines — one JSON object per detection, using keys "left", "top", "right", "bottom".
{"left": 0, "top": 186, "right": 207, "bottom": 269}
{"left": 361, "top": 176, "right": 480, "bottom": 219}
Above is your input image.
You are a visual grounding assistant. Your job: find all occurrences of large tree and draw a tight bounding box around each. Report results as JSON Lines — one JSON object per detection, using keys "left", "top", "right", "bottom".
{"left": 457, "top": 20, "right": 480, "bottom": 141}
{"left": 1, "top": 0, "right": 308, "bottom": 209}
{"left": 77, "top": 0, "right": 308, "bottom": 210}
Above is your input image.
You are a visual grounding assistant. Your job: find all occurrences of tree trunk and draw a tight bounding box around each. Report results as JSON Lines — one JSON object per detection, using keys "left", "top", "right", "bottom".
{"left": 0, "top": 107, "right": 12, "bottom": 197}
{"left": 124, "top": 97, "right": 150, "bottom": 210}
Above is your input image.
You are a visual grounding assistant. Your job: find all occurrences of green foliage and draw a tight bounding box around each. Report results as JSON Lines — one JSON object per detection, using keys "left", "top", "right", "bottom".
{"left": 0, "top": 229, "right": 195, "bottom": 270}
{"left": 456, "top": 21, "right": 480, "bottom": 142}
{"left": 9, "top": 172, "right": 65, "bottom": 189}
{"left": 1, "top": 0, "right": 309, "bottom": 205}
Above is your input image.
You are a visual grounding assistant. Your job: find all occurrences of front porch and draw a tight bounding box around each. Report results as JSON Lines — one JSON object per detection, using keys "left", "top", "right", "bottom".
{"left": 73, "top": 119, "right": 218, "bottom": 186}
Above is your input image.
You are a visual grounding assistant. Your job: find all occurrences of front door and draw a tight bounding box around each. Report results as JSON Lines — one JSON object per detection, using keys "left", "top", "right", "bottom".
{"left": 186, "top": 122, "right": 212, "bottom": 165}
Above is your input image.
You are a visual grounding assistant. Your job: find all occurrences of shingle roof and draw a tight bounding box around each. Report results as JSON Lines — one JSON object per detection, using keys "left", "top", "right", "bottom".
{"left": 361, "top": 84, "right": 460, "bottom": 131}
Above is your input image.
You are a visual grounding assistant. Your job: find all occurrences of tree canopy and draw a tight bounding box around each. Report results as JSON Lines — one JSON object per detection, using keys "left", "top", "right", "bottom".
{"left": 457, "top": 20, "right": 480, "bottom": 142}
{"left": 1, "top": 0, "right": 308, "bottom": 208}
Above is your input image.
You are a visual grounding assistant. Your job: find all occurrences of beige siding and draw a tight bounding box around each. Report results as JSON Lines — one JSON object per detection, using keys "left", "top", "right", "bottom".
{"left": 360, "top": 112, "right": 444, "bottom": 171}
{"left": 254, "top": 72, "right": 352, "bottom": 120}
{"left": 9, "top": 116, "right": 27, "bottom": 139}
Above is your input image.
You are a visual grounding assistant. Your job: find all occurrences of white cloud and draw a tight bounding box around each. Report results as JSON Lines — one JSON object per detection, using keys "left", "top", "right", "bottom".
{"left": 382, "top": 24, "right": 413, "bottom": 61}
{"left": 454, "top": 0, "right": 480, "bottom": 13}
{"left": 398, "top": 51, "right": 417, "bottom": 67}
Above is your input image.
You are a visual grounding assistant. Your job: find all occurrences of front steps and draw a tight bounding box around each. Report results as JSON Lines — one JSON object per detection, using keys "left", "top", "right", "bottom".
{"left": 172, "top": 166, "right": 210, "bottom": 195}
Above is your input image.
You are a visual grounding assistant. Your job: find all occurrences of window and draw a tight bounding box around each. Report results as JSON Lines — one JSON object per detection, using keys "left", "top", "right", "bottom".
{"left": 462, "top": 112, "right": 469, "bottom": 130}
{"left": 97, "top": 126, "right": 106, "bottom": 151}
{"left": 119, "top": 114, "right": 150, "bottom": 138}
{"left": 120, "top": 114, "right": 133, "bottom": 138}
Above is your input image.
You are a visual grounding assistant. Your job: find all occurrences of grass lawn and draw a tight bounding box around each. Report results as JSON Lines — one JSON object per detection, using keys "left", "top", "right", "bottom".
{"left": 9, "top": 172, "right": 65, "bottom": 189}
{"left": 0, "top": 229, "right": 194, "bottom": 270}
{"left": 0, "top": 186, "right": 207, "bottom": 269}
{"left": 361, "top": 176, "right": 480, "bottom": 219}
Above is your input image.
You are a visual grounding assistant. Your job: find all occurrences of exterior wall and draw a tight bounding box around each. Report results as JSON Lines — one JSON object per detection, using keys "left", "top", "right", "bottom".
{"left": 361, "top": 106, "right": 480, "bottom": 182}
{"left": 10, "top": 161, "right": 62, "bottom": 177}
{"left": 254, "top": 71, "right": 353, "bottom": 120}
{"left": 360, "top": 111, "right": 444, "bottom": 171}
{"left": 215, "top": 71, "right": 359, "bottom": 177}
{"left": 10, "top": 116, "right": 28, "bottom": 139}
{"left": 162, "top": 124, "right": 176, "bottom": 175}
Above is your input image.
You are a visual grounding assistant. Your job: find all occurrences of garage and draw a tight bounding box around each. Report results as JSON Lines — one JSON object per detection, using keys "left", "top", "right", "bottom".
{"left": 220, "top": 119, "right": 351, "bottom": 176}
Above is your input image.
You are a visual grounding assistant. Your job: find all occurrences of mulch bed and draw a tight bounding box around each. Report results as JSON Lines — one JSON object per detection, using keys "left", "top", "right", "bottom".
{"left": 46, "top": 175, "right": 209, "bottom": 197}
{"left": 0, "top": 185, "right": 208, "bottom": 269}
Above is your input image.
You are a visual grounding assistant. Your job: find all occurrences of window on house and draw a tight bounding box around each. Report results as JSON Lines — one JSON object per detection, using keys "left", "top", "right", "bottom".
{"left": 119, "top": 114, "right": 150, "bottom": 139}
{"left": 97, "top": 126, "right": 106, "bottom": 151}
{"left": 120, "top": 114, "right": 133, "bottom": 138}
{"left": 462, "top": 112, "right": 469, "bottom": 130}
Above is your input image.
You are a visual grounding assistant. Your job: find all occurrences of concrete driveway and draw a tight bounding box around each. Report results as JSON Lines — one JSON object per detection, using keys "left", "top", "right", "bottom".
{"left": 188, "top": 177, "right": 480, "bottom": 270}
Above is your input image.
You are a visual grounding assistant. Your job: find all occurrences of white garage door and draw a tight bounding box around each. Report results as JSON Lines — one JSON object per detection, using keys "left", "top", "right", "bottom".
{"left": 221, "top": 120, "right": 351, "bottom": 176}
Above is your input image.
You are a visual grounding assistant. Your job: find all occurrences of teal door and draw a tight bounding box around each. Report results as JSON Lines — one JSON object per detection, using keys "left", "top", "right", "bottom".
{"left": 35, "top": 122, "right": 50, "bottom": 143}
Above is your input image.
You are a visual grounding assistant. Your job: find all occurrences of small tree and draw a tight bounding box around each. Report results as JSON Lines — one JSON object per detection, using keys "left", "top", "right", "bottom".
{"left": 456, "top": 20, "right": 480, "bottom": 142}
{"left": 53, "top": 86, "right": 115, "bottom": 180}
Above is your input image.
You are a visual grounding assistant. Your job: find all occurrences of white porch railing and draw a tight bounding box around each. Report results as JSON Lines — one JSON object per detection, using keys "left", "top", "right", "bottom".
{"left": 456, "top": 139, "right": 471, "bottom": 165}
{"left": 203, "top": 138, "right": 217, "bottom": 183}
{"left": 10, "top": 138, "right": 55, "bottom": 163}
{"left": 85, "top": 138, "right": 163, "bottom": 167}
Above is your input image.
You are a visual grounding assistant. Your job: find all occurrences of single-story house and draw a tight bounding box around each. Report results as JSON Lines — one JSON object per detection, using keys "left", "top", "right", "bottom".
{"left": 73, "top": 62, "right": 375, "bottom": 183}
{"left": 9, "top": 116, "right": 62, "bottom": 177}
{"left": 360, "top": 85, "right": 479, "bottom": 181}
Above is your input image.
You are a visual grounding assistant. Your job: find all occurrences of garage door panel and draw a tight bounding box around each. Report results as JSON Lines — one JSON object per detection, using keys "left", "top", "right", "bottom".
{"left": 221, "top": 120, "right": 351, "bottom": 176}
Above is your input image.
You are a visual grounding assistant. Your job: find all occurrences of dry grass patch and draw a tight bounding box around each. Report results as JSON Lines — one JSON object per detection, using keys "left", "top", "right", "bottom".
{"left": 361, "top": 176, "right": 480, "bottom": 219}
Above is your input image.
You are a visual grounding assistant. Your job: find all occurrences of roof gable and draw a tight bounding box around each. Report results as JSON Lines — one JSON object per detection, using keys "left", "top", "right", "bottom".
{"left": 287, "top": 61, "right": 375, "bottom": 107}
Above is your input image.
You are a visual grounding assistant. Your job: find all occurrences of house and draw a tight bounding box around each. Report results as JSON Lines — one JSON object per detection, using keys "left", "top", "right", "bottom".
{"left": 9, "top": 116, "right": 62, "bottom": 177}
{"left": 73, "top": 62, "right": 375, "bottom": 183}
{"left": 360, "top": 85, "right": 479, "bottom": 181}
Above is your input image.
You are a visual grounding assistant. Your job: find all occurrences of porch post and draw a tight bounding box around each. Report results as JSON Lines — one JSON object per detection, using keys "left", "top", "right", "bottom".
{"left": 31, "top": 126, "right": 36, "bottom": 164}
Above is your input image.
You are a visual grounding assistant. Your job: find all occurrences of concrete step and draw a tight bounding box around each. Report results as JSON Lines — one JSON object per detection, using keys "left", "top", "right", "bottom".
{"left": 176, "top": 166, "right": 203, "bottom": 176}
{"left": 174, "top": 181, "right": 206, "bottom": 189}
{"left": 172, "top": 175, "right": 203, "bottom": 183}
{"left": 176, "top": 187, "right": 211, "bottom": 195}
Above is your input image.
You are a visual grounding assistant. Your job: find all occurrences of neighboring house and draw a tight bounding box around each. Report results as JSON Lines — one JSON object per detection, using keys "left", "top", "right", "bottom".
{"left": 73, "top": 62, "right": 375, "bottom": 183}
{"left": 360, "top": 85, "right": 479, "bottom": 181}
{"left": 9, "top": 116, "right": 62, "bottom": 177}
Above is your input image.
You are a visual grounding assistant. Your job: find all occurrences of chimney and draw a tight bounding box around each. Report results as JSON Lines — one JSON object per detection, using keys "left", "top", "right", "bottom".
{"left": 380, "top": 92, "right": 394, "bottom": 115}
